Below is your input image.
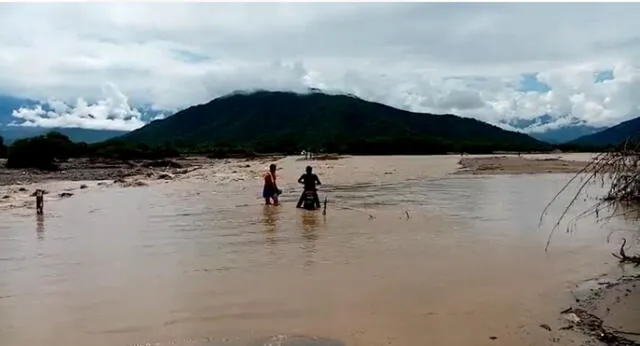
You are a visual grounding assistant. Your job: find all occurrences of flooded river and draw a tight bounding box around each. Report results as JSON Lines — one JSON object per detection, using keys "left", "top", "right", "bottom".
{"left": 0, "top": 155, "right": 636, "bottom": 346}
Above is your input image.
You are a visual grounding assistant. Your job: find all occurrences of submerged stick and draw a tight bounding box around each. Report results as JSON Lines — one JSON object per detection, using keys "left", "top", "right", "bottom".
{"left": 322, "top": 195, "right": 327, "bottom": 215}
{"left": 339, "top": 205, "right": 375, "bottom": 219}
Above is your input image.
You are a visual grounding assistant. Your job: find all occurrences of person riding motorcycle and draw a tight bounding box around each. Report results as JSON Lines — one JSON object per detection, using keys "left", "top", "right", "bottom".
{"left": 296, "top": 166, "right": 321, "bottom": 209}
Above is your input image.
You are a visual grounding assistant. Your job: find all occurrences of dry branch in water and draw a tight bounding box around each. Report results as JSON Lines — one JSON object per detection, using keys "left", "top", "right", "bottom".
{"left": 540, "top": 139, "right": 640, "bottom": 256}
{"left": 612, "top": 238, "right": 640, "bottom": 266}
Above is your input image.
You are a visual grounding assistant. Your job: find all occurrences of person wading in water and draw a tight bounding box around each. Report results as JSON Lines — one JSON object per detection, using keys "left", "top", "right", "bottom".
{"left": 296, "top": 165, "right": 322, "bottom": 209}
{"left": 263, "top": 164, "right": 281, "bottom": 205}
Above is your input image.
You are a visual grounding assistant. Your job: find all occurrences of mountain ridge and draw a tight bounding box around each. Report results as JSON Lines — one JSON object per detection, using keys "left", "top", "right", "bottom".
{"left": 569, "top": 116, "right": 640, "bottom": 147}
{"left": 120, "top": 90, "right": 550, "bottom": 154}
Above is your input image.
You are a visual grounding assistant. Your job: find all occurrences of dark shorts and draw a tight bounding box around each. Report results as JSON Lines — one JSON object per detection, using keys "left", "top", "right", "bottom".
{"left": 263, "top": 187, "right": 280, "bottom": 199}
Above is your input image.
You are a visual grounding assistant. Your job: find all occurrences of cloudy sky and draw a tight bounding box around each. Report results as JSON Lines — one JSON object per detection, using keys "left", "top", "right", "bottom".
{"left": 1, "top": 2, "right": 640, "bottom": 131}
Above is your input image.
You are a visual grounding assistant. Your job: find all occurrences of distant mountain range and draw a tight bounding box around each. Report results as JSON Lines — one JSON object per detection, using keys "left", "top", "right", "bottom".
{"left": 569, "top": 116, "right": 640, "bottom": 147}
{"left": 529, "top": 125, "right": 606, "bottom": 144}
{"left": 0, "top": 127, "right": 128, "bottom": 144}
{"left": 501, "top": 114, "right": 606, "bottom": 144}
{"left": 121, "top": 90, "right": 548, "bottom": 154}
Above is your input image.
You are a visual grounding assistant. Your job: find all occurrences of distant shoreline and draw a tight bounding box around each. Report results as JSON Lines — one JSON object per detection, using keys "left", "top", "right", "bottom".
{"left": 0, "top": 152, "right": 600, "bottom": 188}
{"left": 455, "top": 154, "right": 594, "bottom": 175}
{"left": 0, "top": 155, "right": 274, "bottom": 187}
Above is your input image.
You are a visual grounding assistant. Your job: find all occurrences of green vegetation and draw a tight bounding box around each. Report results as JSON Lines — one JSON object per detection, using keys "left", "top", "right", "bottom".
{"left": 3, "top": 91, "right": 624, "bottom": 170}
{"left": 0, "top": 130, "right": 611, "bottom": 171}
{"left": 89, "top": 140, "right": 180, "bottom": 161}
{"left": 6, "top": 132, "right": 80, "bottom": 170}
{"left": 3, "top": 131, "right": 180, "bottom": 170}
{"left": 121, "top": 91, "right": 551, "bottom": 154}
{"left": 0, "top": 135, "right": 6, "bottom": 158}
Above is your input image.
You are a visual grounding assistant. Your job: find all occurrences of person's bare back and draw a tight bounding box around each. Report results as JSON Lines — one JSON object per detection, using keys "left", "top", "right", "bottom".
{"left": 262, "top": 163, "right": 281, "bottom": 205}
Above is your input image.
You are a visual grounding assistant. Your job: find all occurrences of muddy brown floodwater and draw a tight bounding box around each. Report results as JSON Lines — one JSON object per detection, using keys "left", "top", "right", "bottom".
{"left": 0, "top": 155, "right": 637, "bottom": 346}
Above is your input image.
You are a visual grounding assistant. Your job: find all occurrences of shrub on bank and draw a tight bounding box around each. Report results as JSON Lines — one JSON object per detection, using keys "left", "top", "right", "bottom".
{"left": 5, "top": 131, "right": 88, "bottom": 170}
{"left": 6, "top": 134, "right": 61, "bottom": 170}
{"left": 89, "top": 140, "right": 180, "bottom": 160}
{"left": 205, "top": 146, "right": 257, "bottom": 159}
{"left": 4, "top": 132, "right": 181, "bottom": 170}
{"left": 0, "top": 136, "right": 6, "bottom": 158}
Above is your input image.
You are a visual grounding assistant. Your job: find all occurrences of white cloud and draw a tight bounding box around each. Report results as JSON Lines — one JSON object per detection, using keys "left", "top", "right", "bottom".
{"left": 0, "top": 3, "right": 640, "bottom": 131}
{"left": 10, "top": 83, "right": 146, "bottom": 131}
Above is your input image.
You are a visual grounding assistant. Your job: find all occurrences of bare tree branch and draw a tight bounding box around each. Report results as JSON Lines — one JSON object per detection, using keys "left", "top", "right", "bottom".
{"left": 541, "top": 138, "right": 640, "bottom": 259}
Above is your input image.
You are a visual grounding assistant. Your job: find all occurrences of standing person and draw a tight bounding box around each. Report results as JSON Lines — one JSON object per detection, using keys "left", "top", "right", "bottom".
{"left": 263, "top": 163, "right": 281, "bottom": 205}
{"left": 296, "top": 166, "right": 322, "bottom": 209}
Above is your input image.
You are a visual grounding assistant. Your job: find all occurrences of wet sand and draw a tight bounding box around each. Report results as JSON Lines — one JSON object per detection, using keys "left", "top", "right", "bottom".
{"left": 597, "top": 280, "right": 640, "bottom": 344}
{"left": 457, "top": 153, "right": 596, "bottom": 175}
{"left": 0, "top": 154, "right": 638, "bottom": 346}
{"left": 0, "top": 156, "right": 277, "bottom": 186}
{"left": 564, "top": 274, "right": 640, "bottom": 345}
{"left": 0, "top": 155, "right": 279, "bottom": 212}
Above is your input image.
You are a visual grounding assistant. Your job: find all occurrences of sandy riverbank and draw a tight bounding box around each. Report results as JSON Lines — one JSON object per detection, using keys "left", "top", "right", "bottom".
{"left": 457, "top": 153, "right": 596, "bottom": 175}
{"left": 558, "top": 273, "right": 640, "bottom": 345}
{"left": 0, "top": 155, "right": 282, "bottom": 211}
{"left": 0, "top": 153, "right": 608, "bottom": 216}
{"left": 0, "top": 154, "right": 464, "bottom": 211}
{"left": 0, "top": 153, "right": 598, "bottom": 187}
{"left": 0, "top": 156, "right": 285, "bottom": 186}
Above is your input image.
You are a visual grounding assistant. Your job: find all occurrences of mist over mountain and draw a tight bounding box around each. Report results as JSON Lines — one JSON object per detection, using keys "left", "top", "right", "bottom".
{"left": 502, "top": 114, "right": 606, "bottom": 144}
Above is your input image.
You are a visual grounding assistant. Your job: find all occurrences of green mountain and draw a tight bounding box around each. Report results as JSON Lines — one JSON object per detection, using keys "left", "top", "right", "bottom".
{"left": 569, "top": 116, "right": 640, "bottom": 147}
{"left": 121, "top": 90, "right": 549, "bottom": 154}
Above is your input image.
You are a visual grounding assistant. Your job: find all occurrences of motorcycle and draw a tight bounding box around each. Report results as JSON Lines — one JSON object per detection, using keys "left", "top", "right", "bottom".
{"left": 302, "top": 190, "right": 320, "bottom": 210}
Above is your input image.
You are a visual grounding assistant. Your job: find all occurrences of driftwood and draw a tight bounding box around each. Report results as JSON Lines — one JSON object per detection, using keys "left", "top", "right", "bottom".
{"left": 612, "top": 238, "right": 640, "bottom": 266}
